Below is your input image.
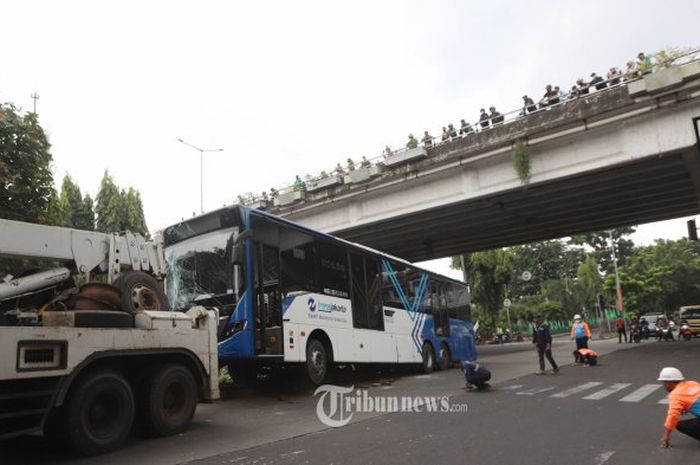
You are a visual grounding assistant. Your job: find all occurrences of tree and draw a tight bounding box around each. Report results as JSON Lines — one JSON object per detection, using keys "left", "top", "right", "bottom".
{"left": 577, "top": 256, "right": 602, "bottom": 316}
{"left": 569, "top": 227, "right": 636, "bottom": 272}
{"left": 457, "top": 249, "right": 514, "bottom": 329}
{"left": 95, "top": 171, "right": 121, "bottom": 232}
{"left": 508, "top": 240, "right": 586, "bottom": 297}
{"left": 607, "top": 239, "right": 700, "bottom": 315}
{"left": 95, "top": 171, "right": 148, "bottom": 236}
{"left": 0, "top": 103, "right": 55, "bottom": 223}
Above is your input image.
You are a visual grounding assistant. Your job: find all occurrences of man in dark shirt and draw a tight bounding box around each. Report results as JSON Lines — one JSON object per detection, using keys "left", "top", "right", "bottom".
{"left": 522, "top": 95, "right": 537, "bottom": 114}
{"left": 461, "top": 360, "right": 491, "bottom": 390}
{"left": 589, "top": 72, "right": 606, "bottom": 91}
{"left": 532, "top": 315, "right": 559, "bottom": 375}
{"left": 479, "top": 108, "right": 490, "bottom": 129}
{"left": 489, "top": 107, "right": 504, "bottom": 126}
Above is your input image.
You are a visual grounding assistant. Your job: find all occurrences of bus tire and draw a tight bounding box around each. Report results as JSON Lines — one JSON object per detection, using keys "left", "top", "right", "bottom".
{"left": 306, "top": 338, "right": 329, "bottom": 385}
{"left": 64, "top": 370, "right": 134, "bottom": 456}
{"left": 140, "top": 364, "right": 198, "bottom": 437}
{"left": 438, "top": 343, "right": 452, "bottom": 370}
{"left": 421, "top": 343, "right": 435, "bottom": 374}
{"left": 113, "top": 271, "right": 169, "bottom": 313}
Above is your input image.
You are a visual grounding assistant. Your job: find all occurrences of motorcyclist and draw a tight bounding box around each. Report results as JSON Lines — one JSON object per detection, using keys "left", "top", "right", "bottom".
{"left": 640, "top": 317, "right": 650, "bottom": 338}
{"left": 657, "top": 314, "right": 674, "bottom": 341}
{"left": 629, "top": 316, "right": 640, "bottom": 343}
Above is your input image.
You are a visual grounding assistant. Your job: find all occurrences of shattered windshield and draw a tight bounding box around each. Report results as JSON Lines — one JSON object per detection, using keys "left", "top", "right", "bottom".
{"left": 165, "top": 228, "right": 235, "bottom": 310}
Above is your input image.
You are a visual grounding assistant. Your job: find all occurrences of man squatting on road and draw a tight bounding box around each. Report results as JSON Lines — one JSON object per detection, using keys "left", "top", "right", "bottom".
{"left": 657, "top": 367, "right": 700, "bottom": 447}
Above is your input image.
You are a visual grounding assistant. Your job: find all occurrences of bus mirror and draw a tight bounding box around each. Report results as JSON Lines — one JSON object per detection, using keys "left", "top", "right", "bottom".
{"left": 234, "top": 229, "right": 252, "bottom": 244}
{"left": 232, "top": 242, "right": 245, "bottom": 266}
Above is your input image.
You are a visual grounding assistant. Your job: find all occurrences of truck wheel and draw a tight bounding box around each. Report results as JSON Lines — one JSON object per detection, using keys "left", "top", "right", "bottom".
{"left": 64, "top": 370, "right": 134, "bottom": 456}
{"left": 438, "top": 343, "right": 452, "bottom": 370}
{"left": 422, "top": 343, "right": 435, "bottom": 374}
{"left": 141, "top": 364, "right": 198, "bottom": 437}
{"left": 306, "top": 339, "right": 329, "bottom": 385}
{"left": 113, "top": 271, "right": 169, "bottom": 312}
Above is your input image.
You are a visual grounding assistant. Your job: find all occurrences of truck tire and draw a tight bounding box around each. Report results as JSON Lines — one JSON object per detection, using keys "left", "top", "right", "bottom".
{"left": 64, "top": 370, "right": 135, "bottom": 456}
{"left": 306, "top": 338, "right": 329, "bottom": 385}
{"left": 422, "top": 343, "right": 435, "bottom": 374}
{"left": 113, "top": 271, "right": 169, "bottom": 313}
{"left": 140, "top": 364, "right": 197, "bottom": 437}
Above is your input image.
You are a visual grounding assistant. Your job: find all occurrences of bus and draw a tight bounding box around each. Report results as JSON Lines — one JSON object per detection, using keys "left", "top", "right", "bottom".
{"left": 162, "top": 205, "right": 476, "bottom": 384}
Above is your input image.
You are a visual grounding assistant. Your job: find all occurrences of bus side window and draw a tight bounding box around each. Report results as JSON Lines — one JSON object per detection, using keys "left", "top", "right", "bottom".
{"left": 318, "top": 240, "right": 349, "bottom": 299}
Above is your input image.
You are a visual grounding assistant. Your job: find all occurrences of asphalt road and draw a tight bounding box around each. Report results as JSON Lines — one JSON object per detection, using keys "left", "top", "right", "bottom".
{"left": 2, "top": 337, "right": 698, "bottom": 465}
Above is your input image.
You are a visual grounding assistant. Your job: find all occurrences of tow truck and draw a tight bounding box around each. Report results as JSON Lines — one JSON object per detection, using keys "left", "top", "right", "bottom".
{"left": 0, "top": 219, "right": 219, "bottom": 456}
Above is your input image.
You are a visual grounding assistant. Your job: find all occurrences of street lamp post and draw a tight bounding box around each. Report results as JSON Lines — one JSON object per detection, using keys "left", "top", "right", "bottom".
{"left": 608, "top": 231, "right": 624, "bottom": 314}
{"left": 177, "top": 139, "right": 223, "bottom": 213}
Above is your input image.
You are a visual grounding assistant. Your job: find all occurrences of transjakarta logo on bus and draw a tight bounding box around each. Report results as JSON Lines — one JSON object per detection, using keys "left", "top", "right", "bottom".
{"left": 307, "top": 297, "right": 347, "bottom": 314}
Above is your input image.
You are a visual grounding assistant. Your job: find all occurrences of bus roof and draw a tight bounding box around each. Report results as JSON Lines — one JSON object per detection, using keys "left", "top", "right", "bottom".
{"left": 166, "top": 205, "right": 467, "bottom": 287}
{"left": 244, "top": 206, "right": 467, "bottom": 286}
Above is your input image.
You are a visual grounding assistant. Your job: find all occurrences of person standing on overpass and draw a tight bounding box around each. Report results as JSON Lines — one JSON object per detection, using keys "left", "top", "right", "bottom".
{"left": 657, "top": 367, "right": 700, "bottom": 447}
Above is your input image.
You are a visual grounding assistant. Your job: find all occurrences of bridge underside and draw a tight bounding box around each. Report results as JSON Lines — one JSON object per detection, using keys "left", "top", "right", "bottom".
{"left": 334, "top": 147, "right": 700, "bottom": 262}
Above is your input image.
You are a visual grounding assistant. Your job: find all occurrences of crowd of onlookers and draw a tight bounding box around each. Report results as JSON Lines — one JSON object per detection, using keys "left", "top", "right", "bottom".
{"left": 405, "top": 52, "right": 655, "bottom": 151}
{"left": 237, "top": 50, "right": 694, "bottom": 205}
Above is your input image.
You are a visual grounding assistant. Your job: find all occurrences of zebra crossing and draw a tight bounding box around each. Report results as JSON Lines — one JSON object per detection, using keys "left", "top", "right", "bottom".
{"left": 505, "top": 381, "right": 670, "bottom": 404}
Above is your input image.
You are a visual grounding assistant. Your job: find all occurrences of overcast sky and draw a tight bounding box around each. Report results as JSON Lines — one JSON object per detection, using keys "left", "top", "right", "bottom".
{"left": 2, "top": 0, "right": 698, "bottom": 279}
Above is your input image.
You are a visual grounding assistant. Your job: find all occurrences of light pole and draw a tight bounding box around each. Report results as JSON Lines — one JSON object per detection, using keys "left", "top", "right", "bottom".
{"left": 177, "top": 139, "right": 223, "bottom": 213}
{"left": 608, "top": 231, "right": 624, "bottom": 314}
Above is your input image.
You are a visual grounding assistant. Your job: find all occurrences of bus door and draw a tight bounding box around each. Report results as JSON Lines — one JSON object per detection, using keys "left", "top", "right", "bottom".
{"left": 431, "top": 283, "right": 450, "bottom": 338}
{"left": 253, "top": 241, "right": 282, "bottom": 355}
{"left": 350, "top": 252, "right": 395, "bottom": 363}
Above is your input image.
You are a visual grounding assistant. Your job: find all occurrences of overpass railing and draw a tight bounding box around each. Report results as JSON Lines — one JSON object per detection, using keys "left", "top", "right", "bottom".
{"left": 238, "top": 48, "right": 700, "bottom": 209}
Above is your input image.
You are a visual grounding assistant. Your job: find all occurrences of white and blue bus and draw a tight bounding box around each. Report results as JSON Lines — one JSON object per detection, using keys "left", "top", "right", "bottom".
{"left": 163, "top": 205, "right": 476, "bottom": 384}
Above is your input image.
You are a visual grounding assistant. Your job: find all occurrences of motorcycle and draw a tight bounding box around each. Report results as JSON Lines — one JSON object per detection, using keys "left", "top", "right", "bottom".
{"left": 629, "top": 324, "right": 642, "bottom": 343}
{"left": 679, "top": 321, "right": 692, "bottom": 341}
{"left": 657, "top": 326, "right": 674, "bottom": 342}
{"left": 640, "top": 325, "right": 651, "bottom": 340}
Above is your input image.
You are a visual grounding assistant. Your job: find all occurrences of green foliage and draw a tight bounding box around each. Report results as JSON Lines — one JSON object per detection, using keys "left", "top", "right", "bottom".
{"left": 653, "top": 46, "right": 698, "bottom": 68}
{"left": 0, "top": 103, "right": 55, "bottom": 223}
{"left": 57, "top": 175, "right": 94, "bottom": 230}
{"left": 461, "top": 249, "right": 513, "bottom": 329}
{"left": 95, "top": 171, "right": 148, "bottom": 236}
{"left": 512, "top": 141, "right": 530, "bottom": 185}
{"left": 607, "top": 239, "right": 700, "bottom": 315}
{"left": 509, "top": 240, "right": 585, "bottom": 297}
{"left": 577, "top": 255, "right": 601, "bottom": 310}
{"left": 569, "top": 227, "right": 636, "bottom": 271}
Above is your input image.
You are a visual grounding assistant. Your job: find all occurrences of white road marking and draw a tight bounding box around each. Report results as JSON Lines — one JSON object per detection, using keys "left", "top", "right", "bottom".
{"left": 550, "top": 382, "right": 603, "bottom": 398}
{"left": 593, "top": 450, "right": 616, "bottom": 465}
{"left": 502, "top": 384, "right": 524, "bottom": 390}
{"left": 619, "top": 384, "right": 662, "bottom": 402}
{"left": 516, "top": 386, "right": 557, "bottom": 396}
{"left": 658, "top": 397, "right": 669, "bottom": 404}
{"left": 584, "top": 383, "right": 631, "bottom": 400}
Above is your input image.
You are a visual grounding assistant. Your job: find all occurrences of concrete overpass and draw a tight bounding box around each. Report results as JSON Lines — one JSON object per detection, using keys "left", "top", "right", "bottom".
{"left": 266, "top": 61, "right": 700, "bottom": 262}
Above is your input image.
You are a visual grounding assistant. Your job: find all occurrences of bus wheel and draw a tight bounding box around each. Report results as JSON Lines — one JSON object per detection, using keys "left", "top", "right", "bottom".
{"left": 438, "top": 344, "right": 452, "bottom": 370}
{"left": 140, "top": 364, "right": 197, "bottom": 437}
{"left": 306, "top": 338, "right": 328, "bottom": 385}
{"left": 64, "top": 370, "right": 135, "bottom": 456}
{"left": 421, "top": 343, "right": 435, "bottom": 374}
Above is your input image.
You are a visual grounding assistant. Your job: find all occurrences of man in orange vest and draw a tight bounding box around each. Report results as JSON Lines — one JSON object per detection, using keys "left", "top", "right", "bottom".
{"left": 658, "top": 367, "right": 700, "bottom": 447}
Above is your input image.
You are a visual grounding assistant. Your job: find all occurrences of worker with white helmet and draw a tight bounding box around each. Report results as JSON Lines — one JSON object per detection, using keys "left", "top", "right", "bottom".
{"left": 570, "top": 314, "right": 592, "bottom": 350}
{"left": 657, "top": 367, "right": 700, "bottom": 447}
